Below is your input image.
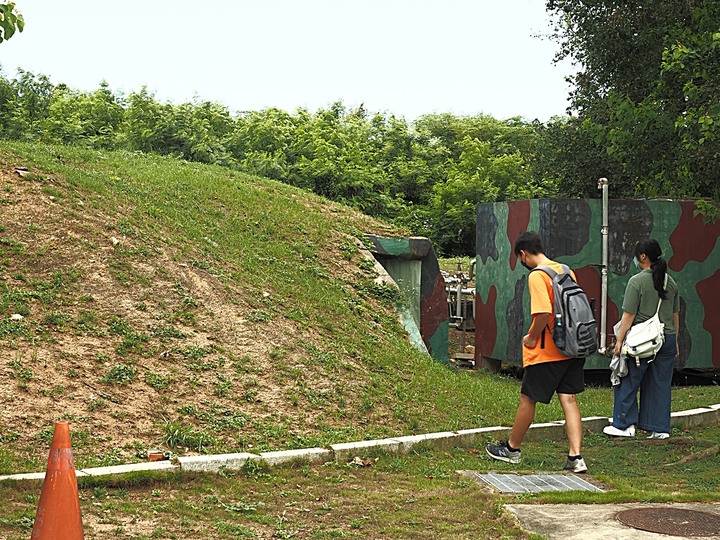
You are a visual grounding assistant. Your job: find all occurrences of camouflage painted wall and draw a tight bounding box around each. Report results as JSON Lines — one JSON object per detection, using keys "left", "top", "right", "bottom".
{"left": 475, "top": 199, "right": 720, "bottom": 370}
{"left": 365, "top": 235, "right": 449, "bottom": 363}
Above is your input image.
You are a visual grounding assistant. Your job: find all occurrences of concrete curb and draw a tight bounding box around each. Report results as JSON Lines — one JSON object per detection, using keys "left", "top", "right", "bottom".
{"left": 1, "top": 404, "right": 718, "bottom": 481}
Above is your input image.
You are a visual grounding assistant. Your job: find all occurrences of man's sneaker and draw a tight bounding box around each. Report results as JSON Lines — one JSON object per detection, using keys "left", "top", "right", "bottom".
{"left": 563, "top": 457, "right": 588, "bottom": 474}
{"left": 647, "top": 431, "right": 670, "bottom": 440}
{"left": 603, "top": 424, "right": 636, "bottom": 437}
{"left": 485, "top": 442, "right": 521, "bottom": 464}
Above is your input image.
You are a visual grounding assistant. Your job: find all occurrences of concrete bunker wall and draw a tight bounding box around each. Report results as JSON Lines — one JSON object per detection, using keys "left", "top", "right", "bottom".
{"left": 365, "top": 234, "right": 449, "bottom": 363}
{"left": 474, "top": 199, "right": 720, "bottom": 370}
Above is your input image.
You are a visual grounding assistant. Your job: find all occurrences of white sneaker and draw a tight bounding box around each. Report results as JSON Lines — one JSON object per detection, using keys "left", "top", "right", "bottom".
{"left": 647, "top": 431, "right": 670, "bottom": 440}
{"left": 603, "top": 424, "right": 636, "bottom": 437}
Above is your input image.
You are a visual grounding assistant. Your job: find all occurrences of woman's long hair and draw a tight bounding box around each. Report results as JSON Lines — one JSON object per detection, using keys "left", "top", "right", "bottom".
{"left": 634, "top": 239, "right": 668, "bottom": 299}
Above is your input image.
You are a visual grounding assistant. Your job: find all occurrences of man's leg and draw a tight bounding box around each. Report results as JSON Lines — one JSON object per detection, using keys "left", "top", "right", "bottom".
{"left": 508, "top": 393, "right": 537, "bottom": 449}
{"left": 558, "top": 393, "right": 582, "bottom": 456}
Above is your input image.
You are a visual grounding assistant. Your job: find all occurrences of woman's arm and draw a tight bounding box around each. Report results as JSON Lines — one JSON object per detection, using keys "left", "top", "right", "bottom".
{"left": 613, "top": 311, "right": 637, "bottom": 356}
{"left": 674, "top": 312, "right": 680, "bottom": 357}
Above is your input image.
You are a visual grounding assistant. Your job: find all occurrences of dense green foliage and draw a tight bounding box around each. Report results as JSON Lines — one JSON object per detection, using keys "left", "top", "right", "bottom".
{"left": 4, "top": 0, "right": 720, "bottom": 254}
{"left": 547, "top": 0, "right": 720, "bottom": 212}
{"left": 0, "top": 69, "right": 562, "bottom": 255}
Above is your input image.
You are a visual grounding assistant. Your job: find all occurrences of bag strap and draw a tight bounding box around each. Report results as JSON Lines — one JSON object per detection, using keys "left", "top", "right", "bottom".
{"left": 653, "top": 274, "right": 669, "bottom": 316}
{"left": 533, "top": 264, "right": 573, "bottom": 280}
{"left": 533, "top": 265, "right": 557, "bottom": 279}
{"left": 531, "top": 266, "right": 557, "bottom": 333}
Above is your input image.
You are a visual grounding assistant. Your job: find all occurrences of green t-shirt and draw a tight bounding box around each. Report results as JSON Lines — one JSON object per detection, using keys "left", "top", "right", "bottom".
{"left": 622, "top": 269, "right": 680, "bottom": 334}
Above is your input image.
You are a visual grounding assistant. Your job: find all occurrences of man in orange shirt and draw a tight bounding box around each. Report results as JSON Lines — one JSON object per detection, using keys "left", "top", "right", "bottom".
{"left": 486, "top": 232, "right": 587, "bottom": 473}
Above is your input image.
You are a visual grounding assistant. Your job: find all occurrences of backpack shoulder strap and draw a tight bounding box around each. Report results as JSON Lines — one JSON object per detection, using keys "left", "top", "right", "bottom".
{"left": 532, "top": 265, "right": 557, "bottom": 279}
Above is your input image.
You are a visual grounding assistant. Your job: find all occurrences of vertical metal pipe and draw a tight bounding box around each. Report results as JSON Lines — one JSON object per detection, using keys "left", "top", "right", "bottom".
{"left": 598, "top": 177, "right": 609, "bottom": 353}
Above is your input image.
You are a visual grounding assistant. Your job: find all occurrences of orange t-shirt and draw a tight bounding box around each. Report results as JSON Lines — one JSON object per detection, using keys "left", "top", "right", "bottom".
{"left": 523, "top": 261, "right": 575, "bottom": 367}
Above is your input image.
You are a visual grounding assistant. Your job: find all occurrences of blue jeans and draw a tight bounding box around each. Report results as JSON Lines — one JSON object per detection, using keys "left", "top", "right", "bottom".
{"left": 612, "top": 334, "right": 676, "bottom": 433}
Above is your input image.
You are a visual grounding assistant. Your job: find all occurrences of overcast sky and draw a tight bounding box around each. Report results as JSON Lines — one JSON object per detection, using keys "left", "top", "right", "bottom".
{"left": 1, "top": 0, "right": 573, "bottom": 121}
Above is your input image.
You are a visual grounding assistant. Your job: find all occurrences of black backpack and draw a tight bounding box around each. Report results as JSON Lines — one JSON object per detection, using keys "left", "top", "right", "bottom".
{"left": 532, "top": 265, "right": 598, "bottom": 358}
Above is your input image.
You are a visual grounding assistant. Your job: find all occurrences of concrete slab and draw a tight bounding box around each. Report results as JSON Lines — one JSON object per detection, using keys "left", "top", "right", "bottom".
{"left": 393, "top": 431, "right": 459, "bottom": 453}
{"left": 331, "top": 438, "right": 403, "bottom": 462}
{"left": 455, "top": 426, "right": 510, "bottom": 435}
{"left": 0, "top": 462, "right": 178, "bottom": 482}
{"left": 0, "top": 472, "right": 47, "bottom": 481}
{"left": 80, "top": 461, "right": 178, "bottom": 476}
{"left": 506, "top": 502, "right": 720, "bottom": 540}
{"left": 258, "top": 448, "right": 331, "bottom": 465}
{"left": 673, "top": 407, "right": 714, "bottom": 416}
{"left": 178, "top": 452, "right": 259, "bottom": 472}
{"left": 671, "top": 407, "right": 720, "bottom": 428}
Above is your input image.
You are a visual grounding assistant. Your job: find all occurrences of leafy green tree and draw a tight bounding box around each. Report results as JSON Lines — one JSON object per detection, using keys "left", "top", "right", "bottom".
{"left": 119, "top": 89, "right": 234, "bottom": 164}
{"left": 43, "top": 82, "right": 124, "bottom": 148}
{"left": 426, "top": 134, "right": 556, "bottom": 255}
{"left": 546, "top": 0, "right": 720, "bottom": 210}
{"left": 230, "top": 107, "right": 298, "bottom": 181}
{"left": 532, "top": 116, "right": 627, "bottom": 199}
{"left": 0, "top": 2, "right": 23, "bottom": 43}
{"left": 2, "top": 69, "right": 54, "bottom": 139}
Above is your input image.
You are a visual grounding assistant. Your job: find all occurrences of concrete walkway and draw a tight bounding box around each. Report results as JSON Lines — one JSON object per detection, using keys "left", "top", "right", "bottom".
{"left": 506, "top": 502, "right": 720, "bottom": 540}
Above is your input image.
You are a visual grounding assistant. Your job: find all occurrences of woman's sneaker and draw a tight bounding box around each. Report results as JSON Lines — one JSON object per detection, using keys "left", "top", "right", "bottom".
{"left": 485, "top": 442, "right": 521, "bottom": 464}
{"left": 647, "top": 431, "right": 670, "bottom": 439}
{"left": 563, "top": 457, "right": 588, "bottom": 473}
{"left": 603, "top": 424, "right": 636, "bottom": 437}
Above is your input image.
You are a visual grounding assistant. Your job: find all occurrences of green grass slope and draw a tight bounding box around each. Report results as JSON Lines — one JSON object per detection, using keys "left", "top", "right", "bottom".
{"left": 0, "top": 142, "right": 513, "bottom": 474}
{"left": 2, "top": 142, "right": 720, "bottom": 477}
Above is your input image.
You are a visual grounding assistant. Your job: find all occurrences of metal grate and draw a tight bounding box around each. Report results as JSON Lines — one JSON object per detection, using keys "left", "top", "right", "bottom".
{"left": 616, "top": 507, "right": 720, "bottom": 537}
{"left": 461, "top": 471, "right": 603, "bottom": 493}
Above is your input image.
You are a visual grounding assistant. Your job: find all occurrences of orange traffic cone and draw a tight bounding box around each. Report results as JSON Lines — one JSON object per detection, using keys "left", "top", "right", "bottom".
{"left": 31, "top": 421, "right": 84, "bottom": 539}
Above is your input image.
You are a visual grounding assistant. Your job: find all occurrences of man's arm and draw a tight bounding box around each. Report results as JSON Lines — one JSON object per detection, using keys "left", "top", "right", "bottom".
{"left": 523, "top": 313, "right": 551, "bottom": 348}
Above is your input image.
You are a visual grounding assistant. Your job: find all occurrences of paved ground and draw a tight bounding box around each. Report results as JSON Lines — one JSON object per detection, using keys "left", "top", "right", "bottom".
{"left": 506, "top": 502, "right": 720, "bottom": 540}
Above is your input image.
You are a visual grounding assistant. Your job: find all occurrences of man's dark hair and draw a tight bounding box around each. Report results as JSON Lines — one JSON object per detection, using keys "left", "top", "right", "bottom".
{"left": 514, "top": 231, "right": 544, "bottom": 256}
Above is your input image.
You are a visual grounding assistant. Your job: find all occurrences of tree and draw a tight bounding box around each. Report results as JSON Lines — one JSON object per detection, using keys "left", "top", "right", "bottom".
{"left": 546, "top": 0, "right": 720, "bottom": 210}
{"left": 43, "top": 82, "right": 124, "bottom": 148}
{"left": 0, "top": 2, "right": 23, "bottom": 43}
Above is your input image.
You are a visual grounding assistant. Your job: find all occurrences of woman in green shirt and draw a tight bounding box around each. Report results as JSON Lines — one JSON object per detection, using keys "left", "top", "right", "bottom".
{"left": 604, "top": 239, "right": 680, "bottom": 439}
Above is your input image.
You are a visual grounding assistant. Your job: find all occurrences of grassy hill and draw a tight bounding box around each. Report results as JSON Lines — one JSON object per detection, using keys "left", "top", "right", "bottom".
{"left": 3, "top": 142, "right": 720, "bottom": 478}
{"left": 0, "top": 142, "right": 517, "bottom": 474}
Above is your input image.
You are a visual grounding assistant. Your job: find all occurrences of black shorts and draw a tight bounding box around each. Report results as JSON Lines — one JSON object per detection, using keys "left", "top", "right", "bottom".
{"left": 521, "top": 358, "right": 586, "bottom": 404}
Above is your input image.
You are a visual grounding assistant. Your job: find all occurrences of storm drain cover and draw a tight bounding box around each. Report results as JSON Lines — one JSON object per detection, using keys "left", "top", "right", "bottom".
{"left": 616, "top": 507, "right": 720, "bottom": 537}
{"left": 460, "top": 471, "right": 603, "bottom": 493}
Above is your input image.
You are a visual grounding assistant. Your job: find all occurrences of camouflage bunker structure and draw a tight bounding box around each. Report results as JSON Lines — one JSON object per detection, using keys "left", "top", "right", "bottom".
{"left": 474, "top": 198, "right": 720, "bottom": 372}
{"left": 365, "top": 234, "right": 449, "bottom": 363}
